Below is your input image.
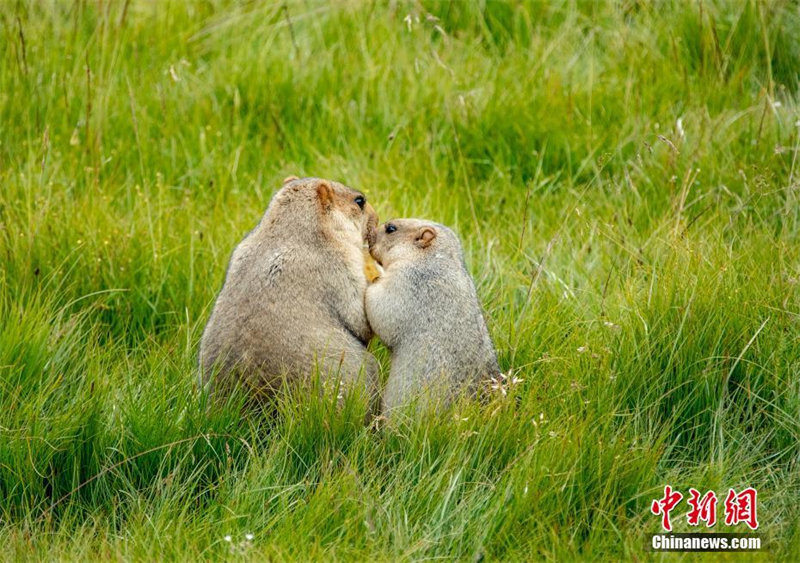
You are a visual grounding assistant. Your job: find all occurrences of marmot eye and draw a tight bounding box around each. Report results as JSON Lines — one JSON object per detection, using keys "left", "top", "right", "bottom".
{"left": 354, "top": 196, "right": 365, "bottom": 209}
{"left": 385, "top": 224, "right": 397, "bottom": 234}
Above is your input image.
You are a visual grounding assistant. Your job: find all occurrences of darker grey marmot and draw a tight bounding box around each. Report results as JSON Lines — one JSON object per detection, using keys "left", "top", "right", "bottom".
{"left": 365, "top": 218, "right": 500, "bottom": 417}
{"left": 199, "top": 177, "right": 379, "bottom": 404}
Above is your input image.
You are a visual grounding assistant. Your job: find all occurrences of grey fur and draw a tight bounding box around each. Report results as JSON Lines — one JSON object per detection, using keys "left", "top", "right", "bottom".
{"left": 199, "top": 177, "right": 379, "bottom": 404}
{"left": 365, "top": 219, "right": 500, "bottom": 417}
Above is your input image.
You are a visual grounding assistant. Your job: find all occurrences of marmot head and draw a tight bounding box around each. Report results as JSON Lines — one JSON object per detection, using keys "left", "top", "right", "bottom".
{"left": 369, "top": 218, "right": 462, "bottom": 268}
{"left": 268, "top": 177, "right": 378, "bottom": 245}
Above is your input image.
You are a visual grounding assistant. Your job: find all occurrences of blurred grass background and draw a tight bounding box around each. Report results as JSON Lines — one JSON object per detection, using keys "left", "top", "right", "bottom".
{"left": 1, "top": 0, "right": 799, "bottom": 559}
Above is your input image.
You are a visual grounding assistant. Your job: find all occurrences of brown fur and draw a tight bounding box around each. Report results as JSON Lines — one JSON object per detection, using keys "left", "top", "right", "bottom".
{"left": 199, "top": 177, "right": 379, "bottom": 406}
{"left": 366, "top": 219, "right": 500, "bottom": 417}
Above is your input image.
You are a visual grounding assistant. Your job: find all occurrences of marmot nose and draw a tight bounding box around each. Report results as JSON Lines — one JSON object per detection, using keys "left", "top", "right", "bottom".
{"left": 364, "top": 206, "right": 378, "bottom": 246}
{"left": 366, "top": 224, "right": 377, "bottom": 248}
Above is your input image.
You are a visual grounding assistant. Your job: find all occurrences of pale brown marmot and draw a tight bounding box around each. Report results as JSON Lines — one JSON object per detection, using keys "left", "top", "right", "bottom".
{"left": 199, "top": 177, "right": 379, "bottom": 404}
{"left": 365, "top": 219, "right": 500, "bottom": 417}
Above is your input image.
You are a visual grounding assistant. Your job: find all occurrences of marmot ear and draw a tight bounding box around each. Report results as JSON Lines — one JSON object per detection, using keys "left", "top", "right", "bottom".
{"left": 415, "top": 227, "right": 437, "bottom": 248}
{"left": 283, "top": 175, "right": 299, "bottom": 184}
{"left": 316, "top": 180, "right": 334, "bottom": 211}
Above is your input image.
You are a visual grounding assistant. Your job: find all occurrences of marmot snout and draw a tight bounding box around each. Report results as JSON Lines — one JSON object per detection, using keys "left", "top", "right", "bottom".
{"left": 365, "top": 218, "right": 500, "bottom": 418}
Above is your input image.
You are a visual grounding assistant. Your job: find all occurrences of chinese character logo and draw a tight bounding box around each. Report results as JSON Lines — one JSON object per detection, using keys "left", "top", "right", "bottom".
{"left": 724, "top": 488, "right": 759, "bottom": 530}
{"left": 686, "top": 488, "right": 717, "bottom": 527}
{"left": 651, "top": 485, "right": 683, "bottom": 532}
{"left": 650, "top": 486, "right": 759, "bottom": 531}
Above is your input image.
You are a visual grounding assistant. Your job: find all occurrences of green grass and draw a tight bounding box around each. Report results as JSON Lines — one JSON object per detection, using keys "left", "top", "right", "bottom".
{"left": 1, "top": 0, "right": 799, "bottom": 560}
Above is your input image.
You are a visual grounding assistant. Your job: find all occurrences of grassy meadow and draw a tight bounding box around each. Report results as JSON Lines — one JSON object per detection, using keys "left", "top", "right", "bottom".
{"left": 1, "top": 0, "right": 800, "bottom": 559}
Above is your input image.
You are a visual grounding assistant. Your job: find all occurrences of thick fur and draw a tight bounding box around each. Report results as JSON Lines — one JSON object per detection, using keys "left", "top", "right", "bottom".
{"left": 366, "top": 219, "right": 500, "bottom": 417}
{"left": 199, "top": 177, "right": 379, "bottom": 403}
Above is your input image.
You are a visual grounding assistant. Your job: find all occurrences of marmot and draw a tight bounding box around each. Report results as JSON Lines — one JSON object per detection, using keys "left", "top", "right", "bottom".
{"left": 365, "top": 218, "right": 500, "bottom": 417}
{"left": 199, "top": 177, "right": 379, "bottom": 404}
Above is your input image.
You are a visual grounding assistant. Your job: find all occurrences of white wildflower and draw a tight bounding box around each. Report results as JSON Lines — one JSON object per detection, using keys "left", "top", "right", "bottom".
{"left": 489, "top": 375, "right": 506, "bottom": 396}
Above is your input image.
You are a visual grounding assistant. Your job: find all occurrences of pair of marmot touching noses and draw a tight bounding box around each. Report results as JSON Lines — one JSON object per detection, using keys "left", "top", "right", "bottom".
{"left": 199, "top": 176, "right": 500, "bottom": 419}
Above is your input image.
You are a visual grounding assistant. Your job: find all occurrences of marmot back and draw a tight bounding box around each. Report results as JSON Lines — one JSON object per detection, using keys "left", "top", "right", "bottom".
{"left": 199, "top": 177, "right": 379, "bottom": 404}
{"left": 365, "top": 218, "right": 500, "bottom": 417}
